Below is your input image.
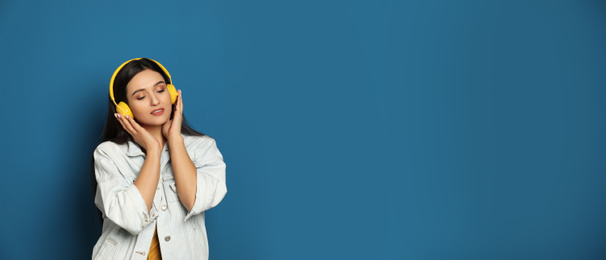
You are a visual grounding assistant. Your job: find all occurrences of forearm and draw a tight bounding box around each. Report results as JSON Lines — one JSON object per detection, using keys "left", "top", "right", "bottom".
{"left": 168, "top": 135, "right": 197, "bottom": 211}
{"left": 133, "top": 148, "right": 161, "bottom": 212}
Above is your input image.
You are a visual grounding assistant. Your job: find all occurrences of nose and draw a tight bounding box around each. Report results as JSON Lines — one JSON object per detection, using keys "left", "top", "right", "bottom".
{"left": 150, "top": 93, "right": 160, "bottom": 106}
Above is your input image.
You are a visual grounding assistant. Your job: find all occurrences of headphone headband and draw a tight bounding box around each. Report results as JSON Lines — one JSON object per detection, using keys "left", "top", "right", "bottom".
{"left": 109, "top": 58, "right": 172, "bottom": 106}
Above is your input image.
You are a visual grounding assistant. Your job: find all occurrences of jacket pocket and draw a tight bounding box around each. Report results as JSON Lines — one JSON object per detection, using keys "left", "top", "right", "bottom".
{"left": 94, "top": 237, "right": 117, "bottom": 260}
{"left": 94, "top": 224, "right": 123, "bottom": 260}
{"left": 189, "top": 220, "right": 208, "bottom": 258}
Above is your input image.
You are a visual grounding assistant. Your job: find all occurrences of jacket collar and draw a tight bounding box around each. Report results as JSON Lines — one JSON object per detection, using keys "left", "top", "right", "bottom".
{"left": 126, "top": 141, "right": 145, "bottom": 157}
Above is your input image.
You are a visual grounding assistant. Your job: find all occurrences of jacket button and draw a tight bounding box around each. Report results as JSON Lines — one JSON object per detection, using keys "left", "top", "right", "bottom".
{"left": 162, "top": 205, "right": 167, "bottom": 211}
{"left": 164, "top": 236, "right": 171, "bottom": 242}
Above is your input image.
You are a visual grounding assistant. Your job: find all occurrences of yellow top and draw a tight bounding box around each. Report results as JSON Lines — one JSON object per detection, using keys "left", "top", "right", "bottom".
{"left": 147, "top": 227, "right": 162, "bottom": 260}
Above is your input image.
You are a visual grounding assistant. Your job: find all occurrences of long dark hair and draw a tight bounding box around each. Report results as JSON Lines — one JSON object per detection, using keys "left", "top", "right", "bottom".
{"left": 91, "top": 58, "right": 205, "bottom": 224}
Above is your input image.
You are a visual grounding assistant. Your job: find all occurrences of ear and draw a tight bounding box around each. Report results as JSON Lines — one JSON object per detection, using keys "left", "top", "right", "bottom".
{"left": 116, "top": 102, "right": 134, "bottom": 119}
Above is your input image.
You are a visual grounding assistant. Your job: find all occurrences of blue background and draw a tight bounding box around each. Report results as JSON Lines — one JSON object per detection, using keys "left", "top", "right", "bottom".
{"left": 0, "top": 0, "right": 604, "bottom": 259}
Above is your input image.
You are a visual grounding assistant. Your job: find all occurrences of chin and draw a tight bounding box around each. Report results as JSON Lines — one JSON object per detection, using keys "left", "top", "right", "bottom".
{"left": 136, "top": 116, "right": 170, "bottom": 127}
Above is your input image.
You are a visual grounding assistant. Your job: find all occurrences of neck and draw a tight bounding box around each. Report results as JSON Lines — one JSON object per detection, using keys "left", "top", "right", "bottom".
{"left": 142, "top": 125, "right": 166, "bottom": 149}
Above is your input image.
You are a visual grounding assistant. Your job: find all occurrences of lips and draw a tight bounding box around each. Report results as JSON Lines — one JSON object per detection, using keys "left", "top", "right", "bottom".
{"left": 151, "top": 108, "right": 164, "bottom": 116}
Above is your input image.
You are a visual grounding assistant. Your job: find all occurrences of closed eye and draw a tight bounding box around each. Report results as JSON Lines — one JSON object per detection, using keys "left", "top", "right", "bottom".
{"left": 137, "top": 96, "right": 146, "bottom": 100}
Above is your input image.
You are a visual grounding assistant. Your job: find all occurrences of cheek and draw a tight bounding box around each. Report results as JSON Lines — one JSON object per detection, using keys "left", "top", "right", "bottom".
{"left": 127, "top": 101, "right": 146, "bottom": 116}
{"left": 162, "top": 92, "right": 172, "bottom": 104}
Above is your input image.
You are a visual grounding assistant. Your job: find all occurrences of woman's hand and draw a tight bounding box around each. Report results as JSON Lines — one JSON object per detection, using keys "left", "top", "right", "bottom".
{"left": 115, "top": 113, "right": 161, "bottom": 153}
{"left": 162, "top": 90, "right": 183, "bottom": 142}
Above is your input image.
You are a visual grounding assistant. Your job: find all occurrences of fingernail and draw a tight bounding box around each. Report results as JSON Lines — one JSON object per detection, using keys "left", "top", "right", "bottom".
{"left": 114, "top": 113, "right": 120, "bottom": 119}
{"left": 125, "top": 115, "right": 129, "bottom": 119}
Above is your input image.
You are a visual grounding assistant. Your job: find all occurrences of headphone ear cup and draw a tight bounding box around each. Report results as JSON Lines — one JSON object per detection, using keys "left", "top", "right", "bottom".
{"left": 167, "top": 84, "right": 178, "bottom": 104}
{"left": 116, "top": 102, "right": 134, "bottom": 119}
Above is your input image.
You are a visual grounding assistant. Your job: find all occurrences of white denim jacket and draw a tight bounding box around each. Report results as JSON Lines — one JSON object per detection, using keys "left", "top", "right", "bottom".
{"left": 92, "top": 134, "right": 227, "bottom": 260}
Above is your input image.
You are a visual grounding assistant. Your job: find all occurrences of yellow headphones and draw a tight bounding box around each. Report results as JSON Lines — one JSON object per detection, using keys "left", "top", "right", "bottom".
{"left": 109, "top": 58, "right": 178, "bottom": 118}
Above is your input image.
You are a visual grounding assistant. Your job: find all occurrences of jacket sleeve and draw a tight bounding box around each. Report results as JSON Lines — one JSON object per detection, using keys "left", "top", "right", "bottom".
{"left": 93, "top": 143, "right": 152, "bottom": 235}
{"left": 184, "top": 138, "right": 227, "bottom": 221}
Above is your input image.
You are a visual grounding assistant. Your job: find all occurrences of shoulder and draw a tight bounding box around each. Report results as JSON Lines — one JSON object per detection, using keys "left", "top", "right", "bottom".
{"left": 93, "top": 141, "right": 129, "bottom": 159}
{"left": 183, "top": 134, "right": 216, "bottom": 149}
{"left": 183, "top": 134, "right": 221, "bottom": 159}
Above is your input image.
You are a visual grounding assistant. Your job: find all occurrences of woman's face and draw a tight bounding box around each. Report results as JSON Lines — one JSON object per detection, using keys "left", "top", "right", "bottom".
{"left": 125, "top": 69, "right": 172, "bottom": 127}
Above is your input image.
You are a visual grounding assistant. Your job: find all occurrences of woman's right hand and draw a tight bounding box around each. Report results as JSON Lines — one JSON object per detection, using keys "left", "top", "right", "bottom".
{"left": 115, "top": 113, "right": 161, "bottom": 154}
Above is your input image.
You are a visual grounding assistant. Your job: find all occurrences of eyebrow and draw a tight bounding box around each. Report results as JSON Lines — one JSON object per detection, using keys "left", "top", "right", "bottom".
{"left": 131, "top": 81, "right": 166, "bottom": 96}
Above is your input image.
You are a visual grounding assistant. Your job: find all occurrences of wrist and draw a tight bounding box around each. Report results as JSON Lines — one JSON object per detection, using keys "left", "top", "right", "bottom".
{"left": 145, "top": 144, "right": 162, "bottom": 156}
{"left": 167, "top": 134, "right": 184, "bottom": 145}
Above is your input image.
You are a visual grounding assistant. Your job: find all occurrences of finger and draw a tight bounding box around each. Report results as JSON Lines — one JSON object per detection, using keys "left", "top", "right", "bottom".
{"left": 120, "top": 114, "right": 138, "bottom": 135}
{"left": 115, "top": 113, "right": 134, "bottom": 135}
{"left": 125, "top": 115, "right": 142, "bottom": 132}
{"left": 177, "top": 90, "right": 183, "bottom": 113}
{"left": 174, "top": 90, "right": 184, "bottom": 122}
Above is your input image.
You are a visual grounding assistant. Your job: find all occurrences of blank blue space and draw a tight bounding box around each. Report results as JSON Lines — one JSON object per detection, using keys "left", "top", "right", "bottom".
{"left": 0, "top": 0, "right": 603, "bottom": 259}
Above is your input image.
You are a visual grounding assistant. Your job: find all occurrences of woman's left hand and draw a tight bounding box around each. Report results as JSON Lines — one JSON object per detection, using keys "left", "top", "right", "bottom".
{"left": 162, "top": 89, "right": 183, "bottom": 141}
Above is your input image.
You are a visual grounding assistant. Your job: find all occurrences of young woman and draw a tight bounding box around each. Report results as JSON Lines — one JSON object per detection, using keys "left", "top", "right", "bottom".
{"left": 91, "top": 58, "right": 227, "bottom": 259}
